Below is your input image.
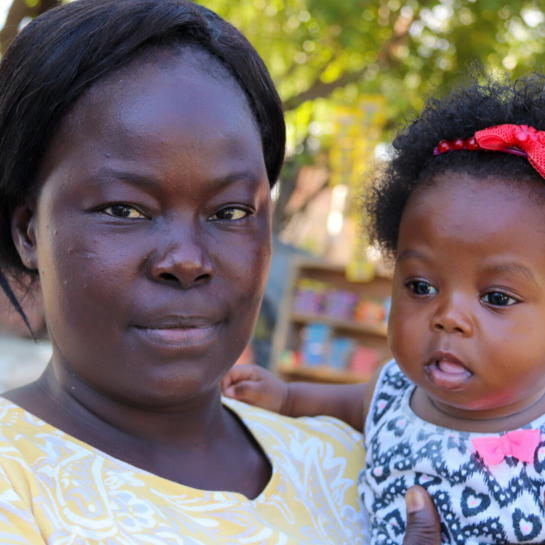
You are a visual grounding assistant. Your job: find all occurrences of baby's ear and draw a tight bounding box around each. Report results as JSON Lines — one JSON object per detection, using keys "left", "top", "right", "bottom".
{"left": 11, "top": 198, "right": 38, "bottom": 271}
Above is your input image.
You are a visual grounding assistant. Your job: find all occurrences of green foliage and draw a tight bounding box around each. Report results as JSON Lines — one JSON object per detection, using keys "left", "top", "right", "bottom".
{"left": 196, "top": 0, "right": 545, "bottom": 155}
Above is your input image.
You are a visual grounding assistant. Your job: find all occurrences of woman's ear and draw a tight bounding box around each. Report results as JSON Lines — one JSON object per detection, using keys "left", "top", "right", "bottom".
{"left": 11, "top": 199, "right": 38, "bottom": 271}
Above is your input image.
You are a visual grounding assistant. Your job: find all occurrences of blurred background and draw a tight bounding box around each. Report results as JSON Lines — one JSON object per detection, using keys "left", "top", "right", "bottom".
{"left": 0, "top": 0, "right": 543, "bottom": 389}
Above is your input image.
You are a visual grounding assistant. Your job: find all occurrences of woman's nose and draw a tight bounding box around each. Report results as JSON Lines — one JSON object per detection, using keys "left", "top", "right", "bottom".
{"left": 429, "top": 295, "right": 474, "bottom": 336}
{"left": 147, "top": 229, "right": 215, "bottom": 290}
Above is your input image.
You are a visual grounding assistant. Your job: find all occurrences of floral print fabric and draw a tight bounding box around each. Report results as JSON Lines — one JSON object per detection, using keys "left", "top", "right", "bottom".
{"left": 0, "top": 397, "right": 366, "bottom": 544}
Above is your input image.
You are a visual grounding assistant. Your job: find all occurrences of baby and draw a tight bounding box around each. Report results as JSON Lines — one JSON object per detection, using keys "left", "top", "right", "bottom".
{"left": 223, "top": 73, "right": 545, "bottom": 544}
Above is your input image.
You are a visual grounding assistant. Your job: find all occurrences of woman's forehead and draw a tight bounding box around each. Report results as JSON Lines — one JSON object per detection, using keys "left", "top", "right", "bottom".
{"left": 39, "top": 54, "right": 264, "bottom": 186}
{"left": 60, "top": 48, "right": 253, "bottom": 140}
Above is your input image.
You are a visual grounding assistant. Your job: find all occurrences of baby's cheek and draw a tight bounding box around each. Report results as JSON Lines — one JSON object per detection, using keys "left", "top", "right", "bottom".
{"left": 388, "top": 313, "right": 429, "bottom": 374}
{"left": 388, "top": 308, "right": 415, "bottom": 351}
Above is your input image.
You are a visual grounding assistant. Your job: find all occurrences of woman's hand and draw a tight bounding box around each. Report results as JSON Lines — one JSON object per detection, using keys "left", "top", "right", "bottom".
{"left": 403, "top": 486, "right": 441, "bottom": 545}
{"left": 221, "top": 364, "right": 290, "bottom": 414}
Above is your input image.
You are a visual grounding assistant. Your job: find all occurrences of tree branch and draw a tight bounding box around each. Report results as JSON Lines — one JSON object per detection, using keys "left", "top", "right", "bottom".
{"left": 282, "top": 12, "right": 415, "bottom": 112}
{"left": 283, "top": 69, "right": 366, "bottom": 111}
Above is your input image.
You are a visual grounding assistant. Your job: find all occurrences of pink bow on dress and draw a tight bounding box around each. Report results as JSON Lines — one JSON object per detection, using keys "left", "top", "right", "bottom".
{"left": 471, "top": 429, "right": 541, "bottom": 466}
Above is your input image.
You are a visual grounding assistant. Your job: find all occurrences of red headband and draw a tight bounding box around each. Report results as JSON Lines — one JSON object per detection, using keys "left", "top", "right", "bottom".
{"left": 433, "top": 124, "right": 545, "bottom": 179}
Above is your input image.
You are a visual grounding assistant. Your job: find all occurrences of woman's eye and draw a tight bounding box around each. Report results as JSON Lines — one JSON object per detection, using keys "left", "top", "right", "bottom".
{"left": 210, "top": 207, "right": 249, "bottom": 221}
{"left": 102, "top": 205, "right": 145, "bottom": 219}
{"left": 483, "top": 292, "right": 517, "bottom": 306}
{"left": 408, "top": 281, "right": 438, "bottom": 296}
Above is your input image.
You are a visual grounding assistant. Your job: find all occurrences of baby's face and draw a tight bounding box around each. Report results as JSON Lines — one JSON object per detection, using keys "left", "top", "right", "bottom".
{"left": 20, "top": 53, "right": 272, "bottom": 408}
{"left": 389, "top": 172, "right": 545, "bottom": 422}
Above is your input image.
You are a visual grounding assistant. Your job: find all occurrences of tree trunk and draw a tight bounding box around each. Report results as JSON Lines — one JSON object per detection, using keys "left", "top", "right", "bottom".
{"left": 37, "top": 0, "right": 59, "bottom": 13}
{"left": 0, "top": 0, "right": 27, "bottom": 54}
{"left": 0, "top": 0, "right": 60, "bottom": 54}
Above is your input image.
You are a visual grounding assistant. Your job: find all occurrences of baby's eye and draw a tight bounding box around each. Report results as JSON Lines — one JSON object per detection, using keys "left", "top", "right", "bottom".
{"left": 408, "top": 281, "right": 438, "bottom": 296}
{"left": 102, "top": 205, "right": 145, "bottom": 219}
{"left": 209, "top": 207, "right": 249, "bottom": 221}
{"left": 482, "top": 292, "right": 517, "bottom": 306}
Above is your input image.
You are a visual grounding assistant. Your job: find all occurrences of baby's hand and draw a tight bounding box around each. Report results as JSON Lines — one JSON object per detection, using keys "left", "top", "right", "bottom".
{"left": 221, "top": 364, "right": 289, "bottom": 415}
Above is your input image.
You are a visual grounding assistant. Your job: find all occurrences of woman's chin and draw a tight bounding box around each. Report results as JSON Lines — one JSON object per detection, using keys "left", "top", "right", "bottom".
{"left": 111, "top": 373, "right": 223, "bottom": 410}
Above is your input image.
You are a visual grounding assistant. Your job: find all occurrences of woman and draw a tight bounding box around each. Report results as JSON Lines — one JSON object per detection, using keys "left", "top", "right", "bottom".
{"left": 0, "top": 0, "right": 440, "bottom": 542}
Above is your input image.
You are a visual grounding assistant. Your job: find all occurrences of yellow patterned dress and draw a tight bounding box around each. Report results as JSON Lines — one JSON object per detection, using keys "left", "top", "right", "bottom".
{"left": 0, "top": 396, "right": 366, "bottom": 544}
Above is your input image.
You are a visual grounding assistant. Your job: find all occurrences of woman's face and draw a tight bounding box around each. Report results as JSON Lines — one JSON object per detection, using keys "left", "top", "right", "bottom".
{"left": 17, "top": 52, "right": 272, "bottom": 408}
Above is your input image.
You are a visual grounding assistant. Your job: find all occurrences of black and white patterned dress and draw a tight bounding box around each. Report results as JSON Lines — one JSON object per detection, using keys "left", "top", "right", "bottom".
{"left": 358, "top": 360, "right": 545, "bottom": 544}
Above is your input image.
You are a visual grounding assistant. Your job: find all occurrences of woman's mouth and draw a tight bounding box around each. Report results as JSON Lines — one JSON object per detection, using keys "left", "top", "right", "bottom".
{"left": 425, "top": 353, "right": 473, "bottom": 391}
{"left": 133, "top": 317, "right": 220, "bottom": 348}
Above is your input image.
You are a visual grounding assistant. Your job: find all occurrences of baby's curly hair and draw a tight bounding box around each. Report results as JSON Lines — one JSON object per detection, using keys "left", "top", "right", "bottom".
{"left": 366, "top": 71, "right": 545, "bottom": 257}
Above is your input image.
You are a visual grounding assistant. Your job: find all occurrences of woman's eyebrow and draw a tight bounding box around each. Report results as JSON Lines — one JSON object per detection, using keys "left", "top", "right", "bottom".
{"left": 84, "top": 168, "right": 263, "bottom": 189}
{"left": 209, "top": 170, "right": 264, "bottom": 190}
{"left": 84, "top": 168, "right": 159, "bottom": 189}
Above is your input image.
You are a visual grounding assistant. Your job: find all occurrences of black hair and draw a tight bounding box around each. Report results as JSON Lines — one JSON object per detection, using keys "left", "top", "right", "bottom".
{"left": 366, "top": 72, "right": 545, "bottom": 257}
{"left": 0, "top": 0, "right": 285, "bottom": 326}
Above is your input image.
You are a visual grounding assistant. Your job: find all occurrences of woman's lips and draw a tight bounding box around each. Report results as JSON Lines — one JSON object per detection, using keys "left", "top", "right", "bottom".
{"left": 133, "top": 317, "right": 220, "bottom": 348}
{"left": 425, "top": 354, "right": 473, "bottom": 391}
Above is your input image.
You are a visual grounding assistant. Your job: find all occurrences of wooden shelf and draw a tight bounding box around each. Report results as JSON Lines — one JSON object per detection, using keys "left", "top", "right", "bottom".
{"left": 290, "top": 311, "right": 387, "bottom": 337}
{"left": 279, "top": 365, "right": 372, "bottom": 384}
{"left": 270, "top": 257, "right": 392, "bottom": 384}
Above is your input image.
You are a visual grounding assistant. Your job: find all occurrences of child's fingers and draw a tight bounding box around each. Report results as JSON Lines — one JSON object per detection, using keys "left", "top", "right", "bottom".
{"left": 221, "top": 364, "right": 264, "bottom": 397}
{"left": 222, "top": 364, "right": 263, "bottom": 387}
{"left": 222, "top": 364, "right": 287, "bottom": 413}
{"left": 228, "top": 379, "right": 265, "bottom": 404}
{"left": 223, "top": 376, "right": 266, "bottom": 403}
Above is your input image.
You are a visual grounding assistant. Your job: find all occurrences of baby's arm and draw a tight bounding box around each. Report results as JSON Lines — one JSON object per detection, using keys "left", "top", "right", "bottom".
{"left": 222, "top": 364, "right": 381, "bottom": 432}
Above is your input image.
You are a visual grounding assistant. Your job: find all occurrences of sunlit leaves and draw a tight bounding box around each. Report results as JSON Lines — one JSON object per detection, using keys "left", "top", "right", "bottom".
{"left": 196, "top": 0, "right": 545, "bottom": 157}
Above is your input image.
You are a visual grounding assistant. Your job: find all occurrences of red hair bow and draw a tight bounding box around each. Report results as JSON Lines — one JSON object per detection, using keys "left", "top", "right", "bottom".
{"left": 475, "top": 124, "right": 545, "bottom": 178}
{"left": 434, "top": 124, "right": 545, "bottom": 179}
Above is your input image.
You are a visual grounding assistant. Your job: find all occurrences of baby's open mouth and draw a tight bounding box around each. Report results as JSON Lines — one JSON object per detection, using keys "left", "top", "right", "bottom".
{"left": 436, "top": 360, "right": 468, "bottom": 374}
{"left": 425, "top": 354, "right": 473, "bottom": 391}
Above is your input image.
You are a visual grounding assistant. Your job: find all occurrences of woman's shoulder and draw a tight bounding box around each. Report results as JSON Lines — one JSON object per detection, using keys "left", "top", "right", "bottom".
{"left": 0, "top": 396, "right": 106, "bottom": 480}
{"left": 0, "top": 396, "right": 69, "bottom": 465}
{"left": 0, "top": 396, "right": 50, "bottom": 435}
{"left": 224, "top": 396, "right": 364, "bottom": 453}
